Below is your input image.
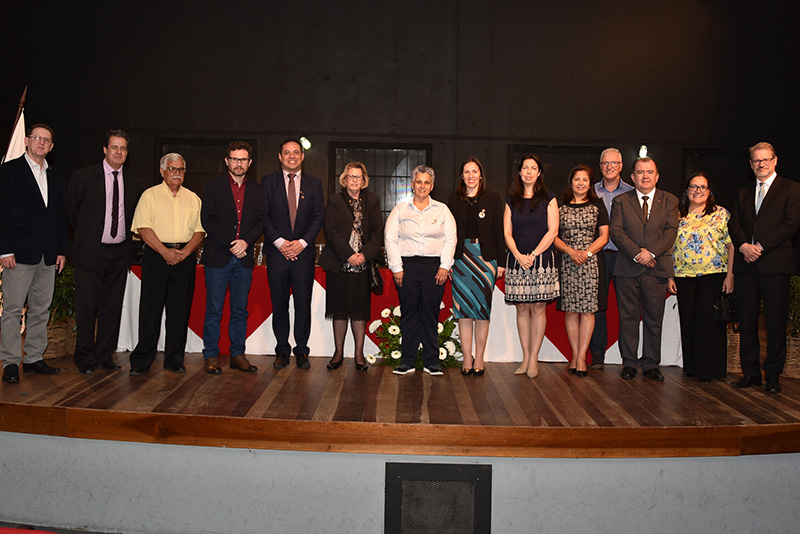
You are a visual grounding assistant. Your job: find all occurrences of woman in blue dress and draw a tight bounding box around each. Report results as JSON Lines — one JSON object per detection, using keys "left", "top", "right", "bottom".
{"left": 503, "top": 154, "right": 559, "bottom": 378}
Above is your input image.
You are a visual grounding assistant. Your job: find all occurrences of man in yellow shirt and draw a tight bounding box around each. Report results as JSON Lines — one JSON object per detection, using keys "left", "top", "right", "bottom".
{"left": 129, "top": 153, "right": 204, "bottom": 375}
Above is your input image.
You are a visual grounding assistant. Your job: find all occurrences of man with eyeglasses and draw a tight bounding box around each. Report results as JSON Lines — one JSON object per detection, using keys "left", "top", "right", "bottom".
{"left": 199, "top": 141, "right": 265, "bottom": 374}
{"left": 262, "top": 139, "right": 324, "bottom": 370}
{"left": 0, "top": 124, "right": 69, "bottom": 383}
{"left": 589, "top": 147, "right": 634, "bottom": 369}
{"left": 128, "top": 153, "right": 204, "bottom": 375}
{"left": 610, "top": 157, "right": 679, "bottom": 382}
{"left": 729, "top": 142, "right": 800, "bottom": 394}
{"left": 64, "top": 129, "right": 144, "bottom": 374}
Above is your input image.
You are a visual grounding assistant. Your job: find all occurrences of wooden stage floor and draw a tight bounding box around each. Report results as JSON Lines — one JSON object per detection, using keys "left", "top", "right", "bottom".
{"left": 2, "top": 353, "right": 800, "bottom": 458}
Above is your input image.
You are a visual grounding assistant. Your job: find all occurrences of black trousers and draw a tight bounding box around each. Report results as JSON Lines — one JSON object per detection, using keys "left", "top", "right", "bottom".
{"left": 266, "top": 255, "right": 315, "bottom": 356}
{"left": 73, "top": 244, "right": 129, "bottom": 369}
{"left": 675, "top": 273, "right": 727, "bottom": 379}
{"left": 129, "top": 246, "right": 196, "bottom": 370}
{"left": 736, "top": 269, "right": 790, "bottom": 381}
{"left": 396, "top": 257, "right": 445, "bottom": 368}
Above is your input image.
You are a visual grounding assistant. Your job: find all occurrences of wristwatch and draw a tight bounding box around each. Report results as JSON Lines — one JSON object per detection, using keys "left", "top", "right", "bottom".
{"left": 586, "top": 250, "right": 593, "bottom": 257}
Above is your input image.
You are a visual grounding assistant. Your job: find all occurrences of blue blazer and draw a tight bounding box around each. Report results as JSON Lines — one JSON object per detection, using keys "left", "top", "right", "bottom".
{"left": 261, "top": 170, "right": 324, "bottom": 262}
{"left": 0, "top": 155, "right": 69, "bottom": 265}
{"left": 200, "top": 173, "right": 266, "bottom": 268}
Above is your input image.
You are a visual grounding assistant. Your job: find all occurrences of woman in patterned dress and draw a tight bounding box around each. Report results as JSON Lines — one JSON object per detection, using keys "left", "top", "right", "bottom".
{"left": 553, "top": 165, "right": 609, "bottom": 378}
{"left": 503, "top": 154, "right": 559, "bottom": 378}
{"left": 667, "top": 173, "right": 733, "bottom": 382}
{"left": 447, "top": 157, "right": 506, "bottom": 375}
{"left": 318, "top": 162, "right": 384, "bottom": 371}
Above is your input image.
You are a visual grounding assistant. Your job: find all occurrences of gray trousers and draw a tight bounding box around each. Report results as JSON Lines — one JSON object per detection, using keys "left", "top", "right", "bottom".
{"left": 0, "top": 257, "right": 55, "bottom": 366}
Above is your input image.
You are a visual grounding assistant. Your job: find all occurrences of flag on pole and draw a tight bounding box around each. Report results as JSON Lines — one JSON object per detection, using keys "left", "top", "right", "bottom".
{"left": 2, "top": 108, "right": 26, "bottom": 163}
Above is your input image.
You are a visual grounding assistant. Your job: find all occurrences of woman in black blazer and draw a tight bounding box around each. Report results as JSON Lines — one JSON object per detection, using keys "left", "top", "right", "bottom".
{"left": 447, "top": 157, "right": 506, "bottom": 375}
{"left": 318, "top": 162, "right": 384, "bottom": 370}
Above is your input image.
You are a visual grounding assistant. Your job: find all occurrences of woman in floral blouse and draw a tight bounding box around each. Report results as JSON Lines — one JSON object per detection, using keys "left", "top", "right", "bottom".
{"left": 668, "top": 172, "right": 734, "bottom": 382}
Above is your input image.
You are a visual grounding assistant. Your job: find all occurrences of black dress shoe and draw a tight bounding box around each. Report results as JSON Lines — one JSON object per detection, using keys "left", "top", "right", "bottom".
{"left": 22, "top": 360, "right": 60, "bottom": 375}
{"left": 576, "top": 370, "right": 588, "bottom": 378}
{"left": 621, "top": 366, "right": 637, "bottom": 380}
{"left": 2, "top": 364, "right": 19, "bottom": 383}
{"left": 164, "top": 364, "right": 186, "bottom": 374}
{"left": 78, "top": 366, "right": 95, "bottom": 375}
{"left": 731, "top": 375, "right": 762, "bottom": 389}
{"left": 473, "top": 368, "right": 485, "bottom": 376}
{"left": 296, "top": 354, "right": 310, "bottom": 370}
{"left": 273, "top": 353, "right": 290, "bottom": 369}
{"left": 567, "top": 367, "right": 577, "bottom": 375}
{"left": 327, "top": 356, "right": 343, "bottom": 370}
{"left": 765, "top": 380, "right": 782, "bottom": 394}
{"left": 461, "top": 367, "right": 474, "bottom": 376}
{"left": 129, "top": 367, "right": 148, "bottom": 376}
{"left": 683, "top": 371, "right": 698, "bottom": 379}
{"left": 355, "top": 361, "right": 369, "bottom": 372}
{"left": 643, "top": 368, "right": 665, "bottom": 381}
{"left": 699, "top": 377, "right": 711, "bottom": 383}
{"left": 99, "top": 361, "right": 121, "bottom": 370}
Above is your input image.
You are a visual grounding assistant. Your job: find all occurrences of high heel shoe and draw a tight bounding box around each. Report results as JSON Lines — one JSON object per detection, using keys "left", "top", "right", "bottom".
{"left": 514, "top": 367, "right": 527, "bottom": 375}
{"left": 527, "top": 368, "right": 538, "bottom": 379}
{"left": 568, "top": 367, "right": 577, "bottom": 375}
{"left": 576, "top": 370, "right": 588, "bottom": 378}
{"left": 461, "top": 367, "right": 474, "bottom": 376}
{"left": 355, "top": 361, "right": 369, "bottom": 371}
{"left": 473, "top": 368, "right": 485, "bottom": 376}
{"left": 327, "top": 356, "right": 343, "bottom": 370}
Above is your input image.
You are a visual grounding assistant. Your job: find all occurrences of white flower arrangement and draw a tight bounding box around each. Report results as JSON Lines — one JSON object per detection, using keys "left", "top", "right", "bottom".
{"left": 381, "top": 308, "right": 391, "bottom": 318}
{"left": 369, "top": 319, "right": 382, "bottom": 334}
{"left": 437, "top": 322, "right": 444, "bottom": 334}
{"left": 444, "top": 340, "right": 456, "bottom": 356}
{"left": 393, "top": 305, "right": 401, "bottom": 317}
{"left": 366, "top": 354, "right": 377, "bottom": 364}
{"left": 388, "top": 325, "right": 400, "bottom": 335}
{"left": 439, "top": 348, "right": 447, "bottom": 360}
{"left": 391, "top": 350, "right": 402, "bottom": 359}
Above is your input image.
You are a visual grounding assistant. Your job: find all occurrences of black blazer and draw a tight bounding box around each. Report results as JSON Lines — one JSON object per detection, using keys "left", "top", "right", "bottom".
{"left": 0, "top": 155, "right": 69, "bottom": 265}
{"left": 447, "top": 189, "right": 506, "bottom": 267}
{"left": 64, "top": 162, "right": 144, "bottom": 269}
{"left": 728, "top": 175, "right": 800, "bottom": 275}
{"left": 318, "top": 189, "right": 384, "bottom": 273}
{"left": 261, "top": 170, "right": 324, "bottom": 262}
{"left": 200, "top": 174, "right": 266, "bottom": 268}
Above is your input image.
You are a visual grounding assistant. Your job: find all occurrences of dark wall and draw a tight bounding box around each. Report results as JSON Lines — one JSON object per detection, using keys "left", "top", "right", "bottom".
{"left": 2, "top": 0, "right": 796, "bottom": 201}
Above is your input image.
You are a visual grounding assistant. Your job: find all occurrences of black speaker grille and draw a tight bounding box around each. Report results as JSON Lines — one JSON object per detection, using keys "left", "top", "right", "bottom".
{"left": 400, "top": 479, "right": 475, "bottom": 533}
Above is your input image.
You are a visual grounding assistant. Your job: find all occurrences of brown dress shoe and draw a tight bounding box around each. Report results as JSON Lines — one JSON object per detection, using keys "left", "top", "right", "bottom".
{"left": 230, "top": 354, "right": 257, "bottom": 372}
{"left": 204, "top": 357, "right": 222, "bottom": 375}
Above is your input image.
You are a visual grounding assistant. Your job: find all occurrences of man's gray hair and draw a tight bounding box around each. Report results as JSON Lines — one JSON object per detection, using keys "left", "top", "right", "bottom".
{"left": 411, "top": 164, "right": 435, "bottom": 183}
{"left": 160, "top": 152, "right": 186, "bottom": 170}
{"left": 600, "top": 147, "right": 622, "bottom": 162}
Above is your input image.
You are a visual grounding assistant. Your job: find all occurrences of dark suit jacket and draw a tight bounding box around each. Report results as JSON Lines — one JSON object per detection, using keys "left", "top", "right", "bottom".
{"left": 0, "top": 155, "right": 69, "bottom": 265}
{"left": 318, "top": 189, "right": 384, "bottom": 273}
{"left": 447, "top": 189, "right": 506, "bottom": 267}
{"left": 728, "top": 175, "right": 800, "bottom": 275}
{"left": 200, "top": 174, "right": 266, "bottom": 268}
{"left": 261, "top": 170, "right": 324, "bottom": 262}
{"left": 64, "top": 162, "right": 144, "bottom": 269}
{"left": 609, "top": 188, "right": 679, "bottom": 279}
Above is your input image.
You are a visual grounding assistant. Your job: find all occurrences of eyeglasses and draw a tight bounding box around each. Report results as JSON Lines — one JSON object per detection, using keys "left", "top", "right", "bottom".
{"left": 599, "top": 161, "right": 621, "bottom": 168}
{"left": 166, "top": 166, "right": 186, "bottom": 174}
{"left": 27, "top": 135, "right": 52, "bottom": 144}
{"left": 346, "top": 174, "right": 364, "bottom": 181}
{"left": 227, "top": 157, "right": 250, "bottom": 164}
{"left": 687, "top": 184, "right": 709, "bottom": 192}
{"left": 750, "top": 157, "right": 775, "bottom": 166}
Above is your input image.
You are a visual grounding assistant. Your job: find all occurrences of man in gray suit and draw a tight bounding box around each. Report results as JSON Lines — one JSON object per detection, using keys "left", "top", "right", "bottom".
{"left": 609, "top": 157, "right": 679, "bottom": 381}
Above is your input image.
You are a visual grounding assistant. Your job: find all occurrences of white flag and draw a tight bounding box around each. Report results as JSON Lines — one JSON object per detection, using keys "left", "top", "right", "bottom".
{"left": 2, "top": 109, "right": 26, "bottom": 164}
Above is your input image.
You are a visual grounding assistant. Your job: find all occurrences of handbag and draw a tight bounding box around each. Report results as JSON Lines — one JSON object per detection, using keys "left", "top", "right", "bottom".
{"left": 713, "top": 292, "right": 737, "bottom": 324}
{"left": 367, "top": 260, "right": 384, "bottom": 295}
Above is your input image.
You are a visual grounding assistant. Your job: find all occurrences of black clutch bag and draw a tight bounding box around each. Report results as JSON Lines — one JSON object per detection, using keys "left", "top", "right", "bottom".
{"left": 368, "top": 261, "right": 384, "bottom": 295}
{"left": 713, "top": 292, "right": 737, "bottom": 324}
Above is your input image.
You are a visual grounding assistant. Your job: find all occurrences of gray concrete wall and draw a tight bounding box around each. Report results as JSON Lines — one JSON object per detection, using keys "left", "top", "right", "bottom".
{"left": 1, "top": 430, "right": 798, "bottom": 533}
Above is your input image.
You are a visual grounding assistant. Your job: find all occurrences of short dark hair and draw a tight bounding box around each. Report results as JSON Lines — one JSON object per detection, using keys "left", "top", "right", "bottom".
{"left": 227, "top": 140, "right": 252, "bottom": 159}
{"left": 562, "top": 164, "right": 600, "bottom": 204}
{"left": 278, "top": 138, "right": 303, "bottom": 154}
{"left": 27, "top": 123, "right": 54, "bottom": 140}
{"left": 633, "top": 157, "right": 658, "bottom": 172}
{"left": 105, "top": 129, "right": 129, "bottom": 147}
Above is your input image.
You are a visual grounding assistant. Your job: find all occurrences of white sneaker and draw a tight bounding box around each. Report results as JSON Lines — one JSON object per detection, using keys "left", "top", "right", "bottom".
{"left": 423, "top": 366, "right": 443, "bottom": 376}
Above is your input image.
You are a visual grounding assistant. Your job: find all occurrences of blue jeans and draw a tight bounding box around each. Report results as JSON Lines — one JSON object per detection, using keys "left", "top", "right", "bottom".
{"left": 202, "top": 256, "right": 253, "bottom": 359}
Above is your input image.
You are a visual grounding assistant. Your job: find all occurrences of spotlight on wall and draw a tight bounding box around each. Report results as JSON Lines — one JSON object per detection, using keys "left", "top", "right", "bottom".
{"left": 638, "top": 145, "right": 648, "bottom": 158}
{"left": 300, "top": 136, "right": 312, "bottom": 150}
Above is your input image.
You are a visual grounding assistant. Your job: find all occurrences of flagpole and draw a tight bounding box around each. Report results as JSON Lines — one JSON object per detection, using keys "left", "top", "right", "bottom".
{"left": 5, "top": 86, "right": 27, "bottom": 156}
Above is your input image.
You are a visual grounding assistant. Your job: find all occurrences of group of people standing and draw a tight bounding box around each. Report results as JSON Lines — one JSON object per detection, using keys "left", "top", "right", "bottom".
{"left": 1, "top": 128, "right": 797, "bottom": 395}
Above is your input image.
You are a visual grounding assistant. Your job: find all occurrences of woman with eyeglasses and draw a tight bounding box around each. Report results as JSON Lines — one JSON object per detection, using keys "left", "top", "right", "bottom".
{"left": 318, "top": 162, "right": 384, "bottom": 371}
{"left": 667, "top": 172, "right": 734, "bottom": 382}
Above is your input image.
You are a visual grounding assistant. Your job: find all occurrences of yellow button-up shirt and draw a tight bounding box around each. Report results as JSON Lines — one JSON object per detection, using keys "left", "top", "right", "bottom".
{"left": 131, "top": 181, "right": 204, "bottom": 242}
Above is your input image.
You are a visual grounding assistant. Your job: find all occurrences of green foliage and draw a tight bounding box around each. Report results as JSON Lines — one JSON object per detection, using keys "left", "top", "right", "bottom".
{"left": 49, "top": 265, "right": 76, "bottom": 324}
{"left": 368, "top": 304, "right": 462, "bottom": 369}
{"left": 787, "top": 275, "right": 800, "bottom": 337}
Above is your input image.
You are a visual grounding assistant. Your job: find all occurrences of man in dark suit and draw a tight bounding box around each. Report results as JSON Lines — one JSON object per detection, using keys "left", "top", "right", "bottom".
{"left": 200, "top": 141, "right": 266, "bottom": 375}
{"left": 609, "top": 157, "right": 679, "bottom": 382}
{"left": 64, "top": 129, "right": 144, "bottom": 374}
{"left": 728, "top": 142, "right": 800, "bottom": 394}
{"left": 262, "top": 139, "right": 324, "bottom": 369}
{"left": 0, "top": 124, "right": 69, "bottom": 383}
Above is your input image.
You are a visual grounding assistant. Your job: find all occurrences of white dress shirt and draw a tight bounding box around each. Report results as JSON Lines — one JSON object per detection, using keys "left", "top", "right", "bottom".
{"left": 384, "top": 197, "right": 457, "bottom": 272}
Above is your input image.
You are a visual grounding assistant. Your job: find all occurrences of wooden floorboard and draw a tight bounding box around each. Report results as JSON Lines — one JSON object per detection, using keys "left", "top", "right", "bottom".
{"left": 3, "top": 353, "right": 800, "bottom": 458}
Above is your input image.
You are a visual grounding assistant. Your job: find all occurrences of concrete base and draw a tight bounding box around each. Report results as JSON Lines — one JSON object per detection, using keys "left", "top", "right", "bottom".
{"left": 1, "top": 431, "right": 798, "bottom": 533}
